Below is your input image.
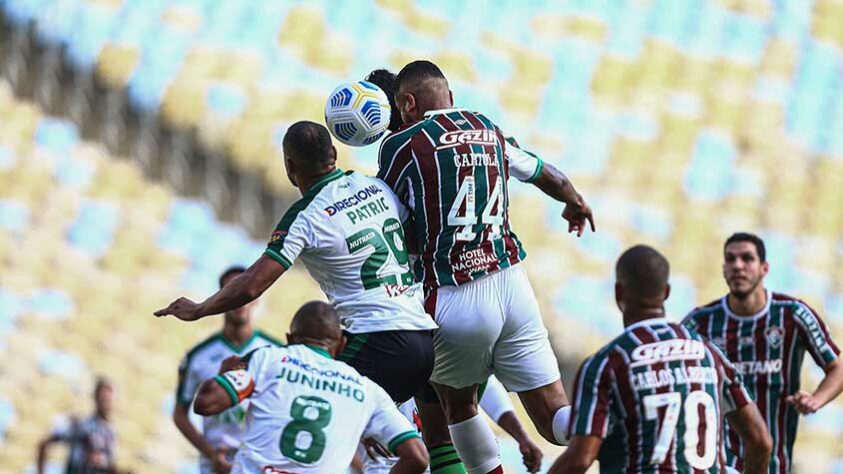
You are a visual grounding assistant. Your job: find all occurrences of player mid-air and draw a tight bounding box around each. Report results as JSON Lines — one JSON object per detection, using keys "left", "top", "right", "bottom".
{"left": 173, "top": 266, "right": 282, "bottom": 474}
{"left": 193, "top": 301, "right": 428, "bottom": 473}
{"left": 683, "top": 233, "right": 843, "bottom": 473}
{"left": 155, "top": 121, "right": 438, "bottom": 409}
{"left": 376, "top": 60, "right": 595, "bottom": 474}
{"left": 549, "top": 245, "right": 772, "bottom": 474}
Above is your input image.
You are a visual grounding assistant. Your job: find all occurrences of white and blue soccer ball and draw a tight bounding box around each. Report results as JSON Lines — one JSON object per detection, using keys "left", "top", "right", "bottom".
{"left": 325, "top": 80, "right": 391, "bottom": 147}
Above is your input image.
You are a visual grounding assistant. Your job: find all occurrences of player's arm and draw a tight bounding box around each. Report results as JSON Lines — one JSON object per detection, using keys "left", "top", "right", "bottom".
{"left": 390, "top": 438, "right": 428, "bottom": 474}
{"left": 787, "top": 303, "right": 843, "bottom": 413}
{"left": 172, "top": 402, "right": 217, "bottom": 461}
{"left": 480, "top": 377, "right": 542, "bottom": 472}
{"left": 36, "top": 432, "right": 63, "bottom": 474}
{"left": 788, "top": 357, "right": 843, "bottom": 413}
{"left": 194, "top": 356, "right": 254, "bottom": 416}
{"left": 504, "top": 139, "right": 594, "bottom": 236}
{"left": 547, "top": 435, "right": 602, "bottom": 474}
{"left": 155, "top": 254, "right": 286, "bottom": 321}
{"left": 725, "top": 403, "right": 771, "bottom": 474}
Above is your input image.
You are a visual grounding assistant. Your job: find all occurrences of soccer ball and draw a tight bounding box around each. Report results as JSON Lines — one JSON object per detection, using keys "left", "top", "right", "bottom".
{"left": 325, "top": 81, "right": 391, "bottom": 147}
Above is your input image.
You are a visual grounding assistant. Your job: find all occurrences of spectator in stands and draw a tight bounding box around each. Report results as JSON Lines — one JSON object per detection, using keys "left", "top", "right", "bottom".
{"left": 36, "top": 377, "right": 126, "bottom": 474}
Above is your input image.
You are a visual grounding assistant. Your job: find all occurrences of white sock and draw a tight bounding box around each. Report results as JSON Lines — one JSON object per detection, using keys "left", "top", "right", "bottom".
{"left": 552, "top": 405, "right": 572, "bottom": 445}
{"left": 448, "top": 415, "right": 501, "bottom": 474}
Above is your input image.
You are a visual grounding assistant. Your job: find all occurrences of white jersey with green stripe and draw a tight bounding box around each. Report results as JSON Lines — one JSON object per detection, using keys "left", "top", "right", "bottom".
{"left": 176, "top": 331, "right": 282, "bottom": 458}
{"left": 218, "top": 344, "right": 419, "bottom": 473}
{"left": 265, "top": 169, "right": 437, "bottom": 334}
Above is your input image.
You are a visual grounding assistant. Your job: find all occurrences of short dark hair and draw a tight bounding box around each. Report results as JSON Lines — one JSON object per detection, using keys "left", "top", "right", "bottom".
{"left": 616, "top": 245, "right": 670, "bottom": 298}
{"left": 724, "top": 232, "right": 766, "bottom": 262}
{"left": 290, "top": 301, "right": 341, "bottom": 341}
{"left": 282, "top": 121, "right": 335, "bottom": 166}
{"left": 365, "top": 69, "right": 402, "bottom": 132}
{"left": 94, "top": 376, "right": 112, "bottom": 397}
{"left": 219, "top": 265, "right": 246, "bottom": 288}
{"left": 394, "top": 60, "right": 447, "bottom": 94}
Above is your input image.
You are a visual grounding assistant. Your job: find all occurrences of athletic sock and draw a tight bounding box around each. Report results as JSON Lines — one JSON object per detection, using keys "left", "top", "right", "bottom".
{"left": 429, "top": 444, "right": 467, "bottom": 474}
{"left": 552, "top": 405, "right": 572, "bottom": 444}
{"left": 448, "top": 415, "right": 501, "bottom": 474}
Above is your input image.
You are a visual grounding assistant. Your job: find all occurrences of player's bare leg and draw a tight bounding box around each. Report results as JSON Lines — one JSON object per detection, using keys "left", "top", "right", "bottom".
{"left": 415, "top": 397, "right": 467, "bottom": 474}
{"left": 430, "top": 382, "right": 502, "bottom": 474}
{"left": 516, "top": 380, "right": 571, "bottom": 445}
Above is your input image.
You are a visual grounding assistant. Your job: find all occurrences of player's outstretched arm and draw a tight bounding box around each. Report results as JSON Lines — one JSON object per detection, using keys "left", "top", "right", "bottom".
{"left": 172, "top": 403, "right": 218, "bottom": 464}
{"left": 725, "top": 403, "right": 772, "bottom": 474}
{"left": 547, "top": 435, "right": 601, "bottom": 474}
{"left": 390, "top": 438, "right": 429, "bottom": 474}
{"left": 154, "top": 254, "right": 286, "bottom": 321}
{"left": 787, "top": 358, "right": 843, "bottom": 414}
{"left": 531, "top": 163, "right": 595, "bottom": 237}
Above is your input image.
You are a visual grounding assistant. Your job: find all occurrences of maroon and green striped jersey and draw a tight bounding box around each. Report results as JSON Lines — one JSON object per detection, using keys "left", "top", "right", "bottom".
{"left": 376, "top": 108, "right": 543, "bottom": 289}
{"left": 682, "top": 291, "right": 841, "bottom": 474}
{"left": 569, "top": 318, "right": 751, "bottom": 474}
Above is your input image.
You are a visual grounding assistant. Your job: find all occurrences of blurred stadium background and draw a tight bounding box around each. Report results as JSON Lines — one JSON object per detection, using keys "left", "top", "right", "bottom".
{"left": 0, "top": 0, "right": 841, "bottom": 472}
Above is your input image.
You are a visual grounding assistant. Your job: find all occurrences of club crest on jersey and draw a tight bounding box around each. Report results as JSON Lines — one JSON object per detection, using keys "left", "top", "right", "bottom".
{"left": 269, "top": 230, "right": 287, "bottom": 243}
{"left": 437, "top": 129, "right": 499, "bottom": 150}
{"left": 765, "top": 327, "right": 784, "bottom": 348}
{"left": 630, "top": 340, "right": 706, "bottom": 367}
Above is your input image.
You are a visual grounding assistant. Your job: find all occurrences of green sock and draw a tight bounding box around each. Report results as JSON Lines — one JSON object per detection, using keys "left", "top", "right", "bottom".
{"left": 429, "top": 443, "right": 467, "bottom": 474}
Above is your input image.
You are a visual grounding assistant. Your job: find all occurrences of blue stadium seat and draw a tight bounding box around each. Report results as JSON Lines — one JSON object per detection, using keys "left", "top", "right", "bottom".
{"left": 0, "top": 398, "right": 16, "bottom": 440}
{"left": 554, "top": 276, "right": 618, "bottom": 336}
{"left": 684, "top": 131, "right": 736, "bottom": 201}
{"left": 664, "top": 275, "right": 697, "bottom": 318}
{"left": 0, "top": 199, "right": 29, "bottom": 232}
{"left": 38, "top": 349, "right": 87, "bottom": 380}
{"left": 67, "top": 201, "right": 119, "bottom": 257}
{"left": 29, "top": 289, "right": 75, "bottom": 321}
{"left": 35, "top": 118, "right": 80, "bottom": 155}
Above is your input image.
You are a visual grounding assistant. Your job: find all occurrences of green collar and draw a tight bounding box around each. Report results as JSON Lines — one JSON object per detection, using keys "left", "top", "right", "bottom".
{"left": 305, "top": 345, "right": 333, "bottom": 359}
{"left": 304, "top": 168, "right": 345, "bottom": 197}
{"left": 219, "top": 330, "right": 259, "bottom": 354}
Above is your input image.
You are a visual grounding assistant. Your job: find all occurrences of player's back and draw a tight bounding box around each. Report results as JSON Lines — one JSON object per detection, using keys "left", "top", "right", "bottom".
{"left": 571, "top": 318, "right": 749, "bottom": 473}
{"left": 232, "top": 344, "right": 418, "bottom": 473}
{"left": 265, "top": 170, "right": 435, "bottom": 334}
{"left": 377, "top": 108, "right": 528, "bottom": 288}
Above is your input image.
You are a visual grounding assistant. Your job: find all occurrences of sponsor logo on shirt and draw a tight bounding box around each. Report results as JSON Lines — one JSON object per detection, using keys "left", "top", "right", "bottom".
{"left": 270, "top": 230, "right": 287, "bottom": 243}
{"left": 630, "top": 340, "right": 706, "bottom": 367}
{"left": 279, "top": 355, "right": 362, "bottom": 385}
{"left": 734, "top": 359, "right": 782, "bottom": 375}
{"left": 437, "top": 129, "right": 499, "bottom": 150}
{"left": 324, "top": 184, "right": 383, "bottom": 216}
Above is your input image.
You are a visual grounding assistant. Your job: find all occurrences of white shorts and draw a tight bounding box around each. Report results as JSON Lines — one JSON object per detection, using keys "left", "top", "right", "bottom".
{"left": 426, "top": 264, "right": 560, "bottom": 392}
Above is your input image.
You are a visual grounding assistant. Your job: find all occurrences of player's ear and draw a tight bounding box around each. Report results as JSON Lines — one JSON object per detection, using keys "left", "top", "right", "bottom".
{"left": 286, "top": 333, "right": 295, "bottom": 345}
{"left": 448, "top": 89, "right": 454, "bottom": 107}
{"left": 614, "top": 283, "right": 624, "bottom": 311}
{"left": 335, "top": 334, "right": 347, "bottom": 358}
{"left": 760, "top": 260, "right": 769, "bottom": 276}
{"left": 664, "top": 283, "right": 671, "bottom": 302}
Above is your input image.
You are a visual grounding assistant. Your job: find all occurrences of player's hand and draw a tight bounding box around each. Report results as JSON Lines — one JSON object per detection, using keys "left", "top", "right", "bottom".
{"left": 786, "top": 390, "right": 822, "bottom": 414}
{"left": 211, "top": 449, "right": 232, "bottom": 474}
{"left": 363, "top": 437, "right": 391, "bottom": 460}
{"left": 154, "top": 297, "right": 202, "bottom": 321}
{"left": 561, "top": 196, "right": 595, "bottom": 237}
{"left": 218, "top": 356, "right": 244, "bottom": 375}
{"left": 518, "top": 438, "right": 544, "bottom": 473}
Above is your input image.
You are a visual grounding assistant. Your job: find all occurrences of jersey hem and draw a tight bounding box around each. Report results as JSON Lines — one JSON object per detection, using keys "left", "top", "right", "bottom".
{"left": 388, "top": 430, "right": 421, "bottom": 453}
{"left": 213, "top": 375, "right": 240, "bottom": 406}
{"left": 264, "top": 249, "right": 293, "bottom": 269}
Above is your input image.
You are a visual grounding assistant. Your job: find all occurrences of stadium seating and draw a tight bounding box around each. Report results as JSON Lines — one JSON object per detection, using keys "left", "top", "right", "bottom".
{"left": 0, "top": 79, "right": 325, "bottom": 472}
{"left": 1, "top": 0, "right": 842, "bottom": 471}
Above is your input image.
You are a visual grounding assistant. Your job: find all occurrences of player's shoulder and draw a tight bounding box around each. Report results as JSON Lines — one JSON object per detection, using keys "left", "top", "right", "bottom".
{"left": 379, "top": 120, "right": 430, "bottom": 156}
{"left": 182, "top": 332, "right": 224, "bottom": 365}
{"left": 684, "top": 297, "right": 724, "bottom": 320}
{"left": 254, "top": 330, "right": 284, "bottom": 348}
{"left": 771, "top": 291, "right": 823, "bottom": 320}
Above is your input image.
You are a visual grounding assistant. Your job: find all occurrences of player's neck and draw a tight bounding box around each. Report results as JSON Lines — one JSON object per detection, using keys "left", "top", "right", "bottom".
{"left": 727, "top": 286, "right": 767, "bottom": 316}
{"left": 222, "top": 322, "right": 254, "bottom": 348}
{"left": 622, "top": 307, "right": 666, "bottom": 327}
{"left": 297, "top": 166, "right": 338, "bottom": 195}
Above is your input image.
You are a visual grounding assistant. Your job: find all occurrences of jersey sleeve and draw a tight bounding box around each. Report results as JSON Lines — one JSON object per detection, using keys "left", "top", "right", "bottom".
{"left": 265, "top": 205, "right": 316, "bottom": 270}
{"left": 504, "top": 136, "right": 544, "bottom": 183}
{"left": 212, "top": 347, "right": 270, "bottom": 405}
{"left": 706, "top": 341, "right": 751, "bottom": 413}
{"left": 376, "top": 134, "right": 414, "bottom": 200}
{"left": 479, "top": 376, "right": 514, "bottom": 423}
{"left": 175, "top": 354, "right": 200, "bottom": 406}
{"left": 569, "top": 353, "right": 614, "bottom": 438}
{"left": 362, "top": 382, "right": 420, "bottom": 454}
{"left": 793, "top": 301, "right": 840, "bottom": 370}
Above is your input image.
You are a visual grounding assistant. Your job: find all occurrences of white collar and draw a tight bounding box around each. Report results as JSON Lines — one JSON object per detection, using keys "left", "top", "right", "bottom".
{"left": 625, "top": 317, "right": 669, "bottom": 332}
{"left": 423, "top": 107, "right": 468, "bottom": 118}
{"left": 721, "top": 288, "right": 772, "bottom": 320}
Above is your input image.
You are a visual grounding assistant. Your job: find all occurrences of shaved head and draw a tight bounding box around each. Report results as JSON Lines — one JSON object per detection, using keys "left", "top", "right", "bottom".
{"left": 394, "top": 60, "right": 452, "bottom": 124}
{"left": 281, "top": 121, "right": 337, "bottom": 190}
{"left": 616, "top": 245, "right": 670, "bottom": 299}
{"left": 287, "top": 301, "right": 345, "bottom": 356}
